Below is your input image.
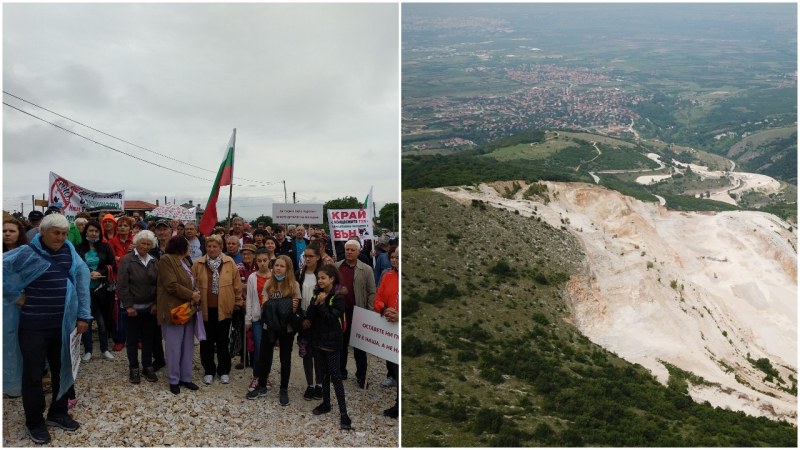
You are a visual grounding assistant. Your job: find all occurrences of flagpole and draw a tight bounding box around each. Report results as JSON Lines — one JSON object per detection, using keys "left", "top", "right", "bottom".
{"left": 227, "top": 128, "right": 236, "bottom": 229}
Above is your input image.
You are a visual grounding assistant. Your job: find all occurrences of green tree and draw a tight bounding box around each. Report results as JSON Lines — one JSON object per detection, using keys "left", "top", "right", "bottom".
{"left": 378, "top": 202, "right": 399, "bottom": 231}
{"left": 248, "top": 214, "right": 274, "bottom": 229}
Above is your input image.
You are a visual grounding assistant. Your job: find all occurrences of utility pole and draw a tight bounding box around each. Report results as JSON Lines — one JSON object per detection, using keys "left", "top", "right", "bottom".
{"left": 283, "top": 181, "right": 287, "bottom": 204}
{"left": 293, "top": 192, "right": 296, "bottom": 204}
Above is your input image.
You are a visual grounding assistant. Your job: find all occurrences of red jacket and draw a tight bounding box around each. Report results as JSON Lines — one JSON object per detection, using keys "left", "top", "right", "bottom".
{"left": 109, "top": 234, "right": 133, "bottom": 263}
{"left": 373, "top": 269, "right": 398, "bottom": 314}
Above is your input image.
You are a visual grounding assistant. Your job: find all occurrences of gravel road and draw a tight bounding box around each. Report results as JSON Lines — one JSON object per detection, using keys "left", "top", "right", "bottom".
{"left": 3, "top": 340, "right": 399, "bottom": 447}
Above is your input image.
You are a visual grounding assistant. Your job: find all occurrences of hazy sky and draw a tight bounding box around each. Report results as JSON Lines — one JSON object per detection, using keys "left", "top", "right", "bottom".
{"left": 3, "top": 3, "right": 399, "bottom": 220}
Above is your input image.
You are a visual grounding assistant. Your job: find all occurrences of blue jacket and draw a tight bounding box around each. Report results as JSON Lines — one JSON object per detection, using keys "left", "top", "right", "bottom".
{"left": 3, "top": 235, "right": 91, "bottom": 399}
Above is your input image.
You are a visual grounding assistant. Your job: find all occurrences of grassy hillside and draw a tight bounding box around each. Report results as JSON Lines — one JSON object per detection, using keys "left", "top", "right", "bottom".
{"left": 401, "top": 189, "right": 797, "bottom": 447}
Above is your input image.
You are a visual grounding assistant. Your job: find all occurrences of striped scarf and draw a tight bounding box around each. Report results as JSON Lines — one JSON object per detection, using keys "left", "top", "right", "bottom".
{"left": 206, "top": 256, "right": 222, "bottom": 295}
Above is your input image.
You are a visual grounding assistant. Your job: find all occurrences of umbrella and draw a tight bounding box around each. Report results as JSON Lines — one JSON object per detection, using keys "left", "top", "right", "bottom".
{"left": 146, "top": 204, "right": 195, "bottom": 223}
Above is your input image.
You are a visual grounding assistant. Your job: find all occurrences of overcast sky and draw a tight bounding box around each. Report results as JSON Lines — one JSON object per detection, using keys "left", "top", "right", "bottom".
{"left": 3, "top": 3, "right": 399, "bottom": 221}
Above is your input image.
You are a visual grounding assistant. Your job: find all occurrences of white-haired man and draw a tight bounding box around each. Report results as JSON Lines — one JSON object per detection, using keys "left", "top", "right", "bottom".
{"left": 3, "top": 214, "right": 92, "bottom": 444}
{"left": 334, "top": 238, "right": 376, "bottom": 388}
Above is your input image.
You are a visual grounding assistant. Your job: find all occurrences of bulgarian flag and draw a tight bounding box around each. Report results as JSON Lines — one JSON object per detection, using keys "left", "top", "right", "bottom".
{"left": 199, "top": 130, "right": 236, "bottom": 236}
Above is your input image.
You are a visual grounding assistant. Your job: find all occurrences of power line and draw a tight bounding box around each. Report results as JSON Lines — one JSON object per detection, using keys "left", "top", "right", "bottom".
{"left": 2, "top": 91, "right": 281, "bottom": 187}
{"left": 3, "top": 101, "right": 281, "bottom": 188}
{"left": 4, "top": 101, "right": 215, "bottom": 182}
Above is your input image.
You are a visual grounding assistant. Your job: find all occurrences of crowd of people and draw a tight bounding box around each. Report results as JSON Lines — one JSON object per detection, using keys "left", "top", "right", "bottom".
{"left": 3, "top": 207, "right": 399, "bottom": 444}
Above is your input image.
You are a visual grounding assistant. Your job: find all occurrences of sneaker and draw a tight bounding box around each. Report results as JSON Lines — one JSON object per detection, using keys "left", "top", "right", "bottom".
{"left": 340, "top": 413, "right": 353, "bottom": 431}
{"left": 45, "top": 414, "right": 80, "bottom": 432}
{"left": 384, "top": 403, "right": 398, "bottom": 419}
{"left": 81, "top": 352, "right": 91, "bottom": 362}
{"left": 67, "top": 398, "right": 77, "bottom": 410}
{"left": 246, "top": 386, "right": 268, "bottom": 400}
{"left": 169, "top": 384, "right": 180, "bottom": 395}
{"left": 142, "top": 367, "right": 158, "bottom": 383}
{"left": 248, "top": 378, "right": 259, "bottom": 392}
{"left": 26, "top": 425, "right": 51, "bottom": 444}
{"left": 312, "top": 402, "right": 331, "bottom": 415}
{"left": 129, "top": 368, "right": 141, "bottom": 384}
{"left": 113, "top": 343, "right": 124, "bottom": 352}
{"left": 179, "top": 381, "right": 199, "bottom": 391}
{"left": 203, "top": 375, "right": 213, "bottom": 385}
{"left": 303, "top": 386, "right": 315, "bottom": 401}
{"left": 314, "top": 385, "right": 323, "bottom": 399}
{"left": 220, "top": 374, "right": 230, "bottom": 384}
{"left": 380, "top": 377, "right": 397, "bottom": 388}
{"left": 101, "top": 350, "right": 115, "bottom": 361}
{"left": 279, "top": 389, "right": 289, "bottom": 406}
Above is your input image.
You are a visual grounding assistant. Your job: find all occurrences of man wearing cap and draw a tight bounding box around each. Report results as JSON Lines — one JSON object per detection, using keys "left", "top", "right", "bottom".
{"left": 3, "top": 213, "right": 92, "bottom": 444}
{"left": 25, "top": 211, "right": 44, "bottom": 242}
{"left": 145, "top": 218, "right": 172, "bottom": 371}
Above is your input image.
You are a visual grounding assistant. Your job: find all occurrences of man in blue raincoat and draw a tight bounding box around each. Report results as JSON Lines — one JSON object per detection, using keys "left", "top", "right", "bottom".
{"left": 3, "top": 213, "right": 92, "bottom": 445}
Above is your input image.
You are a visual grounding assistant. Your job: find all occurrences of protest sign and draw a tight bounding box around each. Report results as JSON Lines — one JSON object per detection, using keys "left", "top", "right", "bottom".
{"left": 350, "top": 306, "right": 398, "bottom": 364}
{"left": 272, "top": 203, "right": 324, "bottom": 224}
{"left": 49, "top": 172, "right": 125, "bottom": 222}
{"left": 327, "top": 208, "right": 374, "bottom": 242}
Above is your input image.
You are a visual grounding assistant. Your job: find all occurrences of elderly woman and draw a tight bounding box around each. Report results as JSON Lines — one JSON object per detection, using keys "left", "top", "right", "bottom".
{"left": 157, "top": 236, "right": 201, "bottom": 395}
{"left": 193, "top": 234, "right": 243, "bottom": 385}
{"left": 3, "top": 216, "right": 27, "bottom": 252}
{"left": 117, "top": 230, "right": 159, "bottom": 384}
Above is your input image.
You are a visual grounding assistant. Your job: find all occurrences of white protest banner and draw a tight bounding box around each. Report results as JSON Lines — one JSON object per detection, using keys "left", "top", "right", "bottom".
{"left": 272, "top": 203, "right": 324, "bottom": 224}
{"left": 349, "top": 306, "right": 398, "bottom": 364}
{"left": 327, "top": 208, "right": 374, "bottom": 242}
{"left": 49, "top": 172, "right": 125, "bottom": 222}
{"left": 70, "top": 327, "right": 81, "bottom": 381}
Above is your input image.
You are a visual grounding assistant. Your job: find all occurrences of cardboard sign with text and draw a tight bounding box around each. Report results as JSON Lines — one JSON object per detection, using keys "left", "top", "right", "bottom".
{"left": 350, "top": 306, "right": 398, "bottom": 364}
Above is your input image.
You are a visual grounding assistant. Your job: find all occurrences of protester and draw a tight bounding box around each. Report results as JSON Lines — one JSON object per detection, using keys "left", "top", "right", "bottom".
{"left": 117, "top": 230, "right": 159, "bottom": 384}
{"left": 109, "top": 216, "right": 135, "bottom": 351}
{"left": 225, "top": 235, "right": 243, "bottom": 264}
{"left": 156, "top": 236, "right": 201, "bottom": 395}
{"left": 25, "top": 210, "right": 44, "bottom": 242}
{"left": 244, "top": 248, "right": 272, "bottom": 391}
{"left": 3, "top": 213, "right": 92, "bottom": 444}
{"left": 298, "top": 242, "right": 324, "bottom": 400}
{"left": 374, "top": 246, "right": 399, "bottom": 418}
{"left": 184, "top": 222, "right": 205, "bottom": 262}
{"left": 234, "top": 244, "right": 257, "bottom": 370}
{"left": 193, "top": 234, "right": 244, "bottom": 385}
{"left": 230, "top": 217, "right": 253, "bottom": 246}
{"left": 69, "top": 217, "right": 88, "bottom": 246}
{"left": 305, "top": 264, "right": 352, "bottom": 430}
{"left": 263, "top": 236, "right": 279, "bottom": 264}
{"left": 101, "top": 213, "right": 117, "bottom": 242}
{"left": 252, "top": 229, "right": 268, "bottom": 249}
{"left": 294, "top": 225, "right": 309, "bottom": 267}
{"left": 273, "top": 225, "right": 297, "bottom": 268}
{"left": 334, "top": 239, "right": 376, "bottom": 388}
{"left": 373, "top": 235, "right": 392, "bottom": 286}
{"left": 75, "top": 220, "right": 117, "bottom": 362}
{"left": 3, "top": 216, "right": 27, "bottom": 252}
{"left": 246, "top": 255, "right": 301, "bottom": 406}
{"left": 144, "top": 220, "right": 171, "bottom": 372}
{"left": 131, "top": 221, "right": 145, "bottom": 237}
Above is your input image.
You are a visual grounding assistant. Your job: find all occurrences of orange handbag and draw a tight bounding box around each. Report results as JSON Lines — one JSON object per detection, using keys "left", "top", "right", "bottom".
{"left": 170, "top": 302, "right": 195, "bottom": 325}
